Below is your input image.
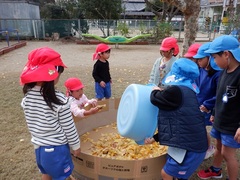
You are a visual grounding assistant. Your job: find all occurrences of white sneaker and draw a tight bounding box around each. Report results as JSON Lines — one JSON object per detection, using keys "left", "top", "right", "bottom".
{"left": 204, "top": 145, "right": 215, "bottom": 159}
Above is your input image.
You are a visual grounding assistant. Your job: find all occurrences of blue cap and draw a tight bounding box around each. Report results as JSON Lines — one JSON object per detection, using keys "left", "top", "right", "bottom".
{"left": 193, "top": 42, "right": 211, "bottom": 59}
{"left": 162, "top": 58, "right": 200, "bottom": 94}
{"left": 194, "top": 42, "right": 222, "bottom": 71}
{"left": 205, "top": 35, "right": 240, "bottom": 62}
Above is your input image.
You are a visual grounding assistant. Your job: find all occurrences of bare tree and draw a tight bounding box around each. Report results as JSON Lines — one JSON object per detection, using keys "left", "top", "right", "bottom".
{"left": 145, "top": 0, "right": 180, "bottom": 22}
{"left": 162, "top": 0, "right": 200, "bottom": 55}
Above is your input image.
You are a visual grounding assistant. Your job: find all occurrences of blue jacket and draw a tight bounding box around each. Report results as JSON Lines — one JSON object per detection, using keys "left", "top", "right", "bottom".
{"left": 151, "top": 86, "right": 208, "bottom": 152}
{"left": 195, "top": 68, "right": 220, "bottom": 111}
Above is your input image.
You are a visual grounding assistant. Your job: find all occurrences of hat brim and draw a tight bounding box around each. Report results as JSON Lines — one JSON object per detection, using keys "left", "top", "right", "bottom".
{"left": 20, "top": 64, "right": 59, "bottom": 84}
{"left": 193, "top": 54, "right": 206, "bottom": 59}
{"left": 71, "top": 85, "right": 84, "bottom": 91}
{"left": 204, "top": 49, "right": 219, "bottom": 54}
{"left": 184, "top": 53, "right": 196, "bottom": 58}
{"left": 205, "top": 48, "right": 240, "bottom": 62}
{"left": 209, "top": 56, "right": 222, "bottom": 71}
{"left": 230, "top": 48, "right": 240, "bottom": 62}
{"left": 160, "top": 47, "right": 171, "bottom": 51}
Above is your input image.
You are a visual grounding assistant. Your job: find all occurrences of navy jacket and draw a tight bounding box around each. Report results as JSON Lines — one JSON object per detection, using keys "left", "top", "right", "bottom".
{"left": 151, "top": 85, "right": 208, "bottom": 152}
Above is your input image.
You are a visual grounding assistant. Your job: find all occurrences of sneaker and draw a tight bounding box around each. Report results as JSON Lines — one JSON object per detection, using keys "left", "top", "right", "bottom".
{"left": 204, "top": 145, "right": 215, "bottom": 159}
{"left": 197, "top": 166, "right": 222, "bottom": 179}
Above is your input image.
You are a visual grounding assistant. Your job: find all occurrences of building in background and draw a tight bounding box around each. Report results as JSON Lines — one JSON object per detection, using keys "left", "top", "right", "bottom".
{"left": 200, "top": 0, "right": 240, "bottom": 33}
{"left": 0, "top": 0, "right": 40, "bottom": 38}
{"left": 121, "top": 0, "right": 155, "bottom": 19}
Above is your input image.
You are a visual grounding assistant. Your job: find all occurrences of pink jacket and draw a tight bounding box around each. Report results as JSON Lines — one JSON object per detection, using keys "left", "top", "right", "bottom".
{"left": 69, "top": 94, "right": 97, "bottom": 118}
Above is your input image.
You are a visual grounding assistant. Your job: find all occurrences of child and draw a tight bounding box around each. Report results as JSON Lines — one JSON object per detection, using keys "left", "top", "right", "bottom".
{"left": 193, "top": 42, "right": 222, "bottom": 159}
{"left": 184, "top": 43, "right": 202, "bottom": 62}
{"left": 146, "top": 58, "right": 208, "bottom": 180}
{"left": 20, "top": 47, "right": 81, "bottom": 180}
{"left": 197, "top": 35, "right": 240, "bottom": 179}
{"left": 92, "top": 43, "right": 112, "bottom": 101}
{"left": 149, "top": 37, "right": 179, "bottom": 86}
{"left": 64, "top": 77, "right": 99, "bottom": 118}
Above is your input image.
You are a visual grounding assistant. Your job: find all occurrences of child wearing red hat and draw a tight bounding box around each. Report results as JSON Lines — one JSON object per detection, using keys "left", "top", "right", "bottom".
{"left": 92, "top": 43, "right": 112, "bottom": 101}
{"left": 20, "top": 47, "right": 80, "bottom": 180}
{"left": 184, "top": 43, "right": 202, "bottom": 62}
{"left": 64, "top": 77, "right": 99, "bottom": 117}
{"left": 149, "top": 37, "right": 179, "bottom": 86}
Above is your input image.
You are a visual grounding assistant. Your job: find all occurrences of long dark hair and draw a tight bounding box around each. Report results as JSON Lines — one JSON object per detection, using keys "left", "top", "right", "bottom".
{"left": 22, "top": 66, "right": 65, "bottom": 110}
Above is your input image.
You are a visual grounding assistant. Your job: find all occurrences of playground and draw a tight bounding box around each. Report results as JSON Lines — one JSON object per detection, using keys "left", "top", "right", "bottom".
{"left": 0, "top": 40, "right": 239, "bottom": 180}
{"left": 0, "top": 29, "right": 27, "bottom": 55}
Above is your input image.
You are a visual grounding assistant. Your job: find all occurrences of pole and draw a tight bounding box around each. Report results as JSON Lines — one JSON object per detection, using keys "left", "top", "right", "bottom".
{"left": 6, "top": 31, "right": 9, "bottom": 47}
{"left": 220, "top": 0, "right": 227, "bottom": 34}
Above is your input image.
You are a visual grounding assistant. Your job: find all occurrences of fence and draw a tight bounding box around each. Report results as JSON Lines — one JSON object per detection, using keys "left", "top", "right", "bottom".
{"left": 0, "top": 18, "right": 233, "bottom": 42}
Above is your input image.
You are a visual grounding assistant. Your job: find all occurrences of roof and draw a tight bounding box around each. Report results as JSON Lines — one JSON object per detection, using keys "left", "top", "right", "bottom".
{"left": 122, "top": 0, "right": 145, "bottom": 2}
{"left": 121, "top": 11, "right": 155, "bottom": 16}
{"left": 123, "top": 2, "right": 146, "bottom": 12}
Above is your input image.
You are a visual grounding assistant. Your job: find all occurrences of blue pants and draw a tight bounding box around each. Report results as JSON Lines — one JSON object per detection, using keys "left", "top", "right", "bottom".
{"left": 35, "top": 144, "right": 74, "bottom": 180}
{"left": 95, "top": 82, "right": 111, "bottom": 99}
{"left": 164, "top": 151, "right": 205, "bottom": 179}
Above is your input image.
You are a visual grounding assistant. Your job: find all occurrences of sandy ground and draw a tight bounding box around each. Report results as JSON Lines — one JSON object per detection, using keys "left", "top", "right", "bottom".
{"left": 0, "top": 40, "right": 239, "bottom": 180}
{"left": 0, "top": 40, "right": 163, "bottom": 180}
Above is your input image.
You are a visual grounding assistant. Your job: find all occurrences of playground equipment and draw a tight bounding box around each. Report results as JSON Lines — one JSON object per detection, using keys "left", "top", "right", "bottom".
{"left": 0, "top": 29, "right": 26, "bottom": 56}
{"left": 82, "top": 33, "right": 151, "bottom": 47}
{"left": 0, "top": 29, "right": 20, "bottom": 47}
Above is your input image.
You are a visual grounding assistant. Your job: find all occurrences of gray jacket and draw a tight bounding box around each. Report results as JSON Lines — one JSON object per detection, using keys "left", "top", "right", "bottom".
{"left": 149, "top": 56, "right": 177, "bottom": 86}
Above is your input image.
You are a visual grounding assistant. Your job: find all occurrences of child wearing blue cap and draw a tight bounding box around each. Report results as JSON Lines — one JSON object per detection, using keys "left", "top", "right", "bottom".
{"left": 146, "top": 58, "right": 208, "bottom": 180}
{"left": 193, "top": 42, "right": 222, "bottom": 160}
{"left": 197, "top": 35, "right": 240, "bottom": 180}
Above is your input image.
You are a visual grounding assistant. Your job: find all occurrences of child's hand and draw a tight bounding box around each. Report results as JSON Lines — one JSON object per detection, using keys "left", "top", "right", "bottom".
{"left": 90, "top": 107, "right": 100, "bottom": 114}
{"left": 84, "top": 107, "right": 100, "bottom": 116}
{"left": 100, "top": 81, "right": 106, "bottom": 88}
{"left": 73, "top": 148, "right": 81, "bottom": 157}
{"left": 152, "top": 86, "right": 164, "bottom": 91}
{"left": 209, "top": 115, "right": 214, "bottom": 123}
{"left": 234, "top": 128, "right": 240, "bottom": 143}
{"left": 90, "top": 99, "right": 97, "bottom": 107}
{"left": 199, "top": 105, "right": 210, "bottom": 113}
{"left": 144, "top": 137, "right": 155, "bottom": 144}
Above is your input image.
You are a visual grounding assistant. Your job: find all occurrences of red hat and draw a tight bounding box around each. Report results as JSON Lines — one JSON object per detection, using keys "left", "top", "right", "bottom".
{"left": 160, "top": 37, "right": 179, "bottom": 56}
{"left": 20, "top": 47, "right": 67, "bottom": 84}
{"left": 92, "top": 43, "right": 111, "bottom": 60}
{"left": 184, "top": 43, "right": 202, "bottom": 58}
{"left": 64, "top": 78, "right": 84, "bottom": 95}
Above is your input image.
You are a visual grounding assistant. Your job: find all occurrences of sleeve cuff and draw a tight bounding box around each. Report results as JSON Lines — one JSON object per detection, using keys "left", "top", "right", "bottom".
{"left": 71, "top": 142, "right": 80, "bottom": 151}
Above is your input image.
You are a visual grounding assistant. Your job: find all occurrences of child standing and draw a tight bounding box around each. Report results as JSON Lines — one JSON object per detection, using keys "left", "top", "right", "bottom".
{"left": 146, "top": 58, "right": 208, "bottom": 180}
{"left": 92, "top": 43, "right": 112, "bottom": 101}
{"left": 149, "top": 37, "right": 179, "bottom": 86}
{"left": 64, "top": 77, "right": 99, "bottom": 118}
{"left": 20, "top": 47, "right": 81, "bottom": 180}
{"left": 197, "top": 35, "right": 240, "bottom": 179}
{"left": 193, "top": 42, "right": 222, "bottom": 159}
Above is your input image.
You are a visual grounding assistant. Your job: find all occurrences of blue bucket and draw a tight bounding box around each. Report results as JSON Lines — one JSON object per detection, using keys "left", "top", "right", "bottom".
{"left": 117, "top": 84, "right": 158, "bottom": 145}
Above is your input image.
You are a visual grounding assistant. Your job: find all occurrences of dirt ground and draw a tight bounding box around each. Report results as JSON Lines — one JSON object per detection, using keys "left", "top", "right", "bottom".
{"left": 0, "top": 40, "right": 239, "bottom": 180}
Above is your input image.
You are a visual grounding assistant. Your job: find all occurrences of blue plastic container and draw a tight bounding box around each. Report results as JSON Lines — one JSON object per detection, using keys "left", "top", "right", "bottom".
{"left": 117, "top": 84, "right": 158, "bottom": 145}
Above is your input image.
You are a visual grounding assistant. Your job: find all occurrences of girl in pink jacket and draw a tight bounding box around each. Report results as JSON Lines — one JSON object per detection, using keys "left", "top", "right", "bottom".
{"left": 65, "top": 77, "right": 99, "bottom": 117}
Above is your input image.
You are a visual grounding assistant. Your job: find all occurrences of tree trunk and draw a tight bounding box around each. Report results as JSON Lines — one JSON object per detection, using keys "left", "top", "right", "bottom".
{"left": 182, "top": 10, "right": 199, "bottom": 55}
{"left": 162, "top": 0, "right": 200, "bottom": 56}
